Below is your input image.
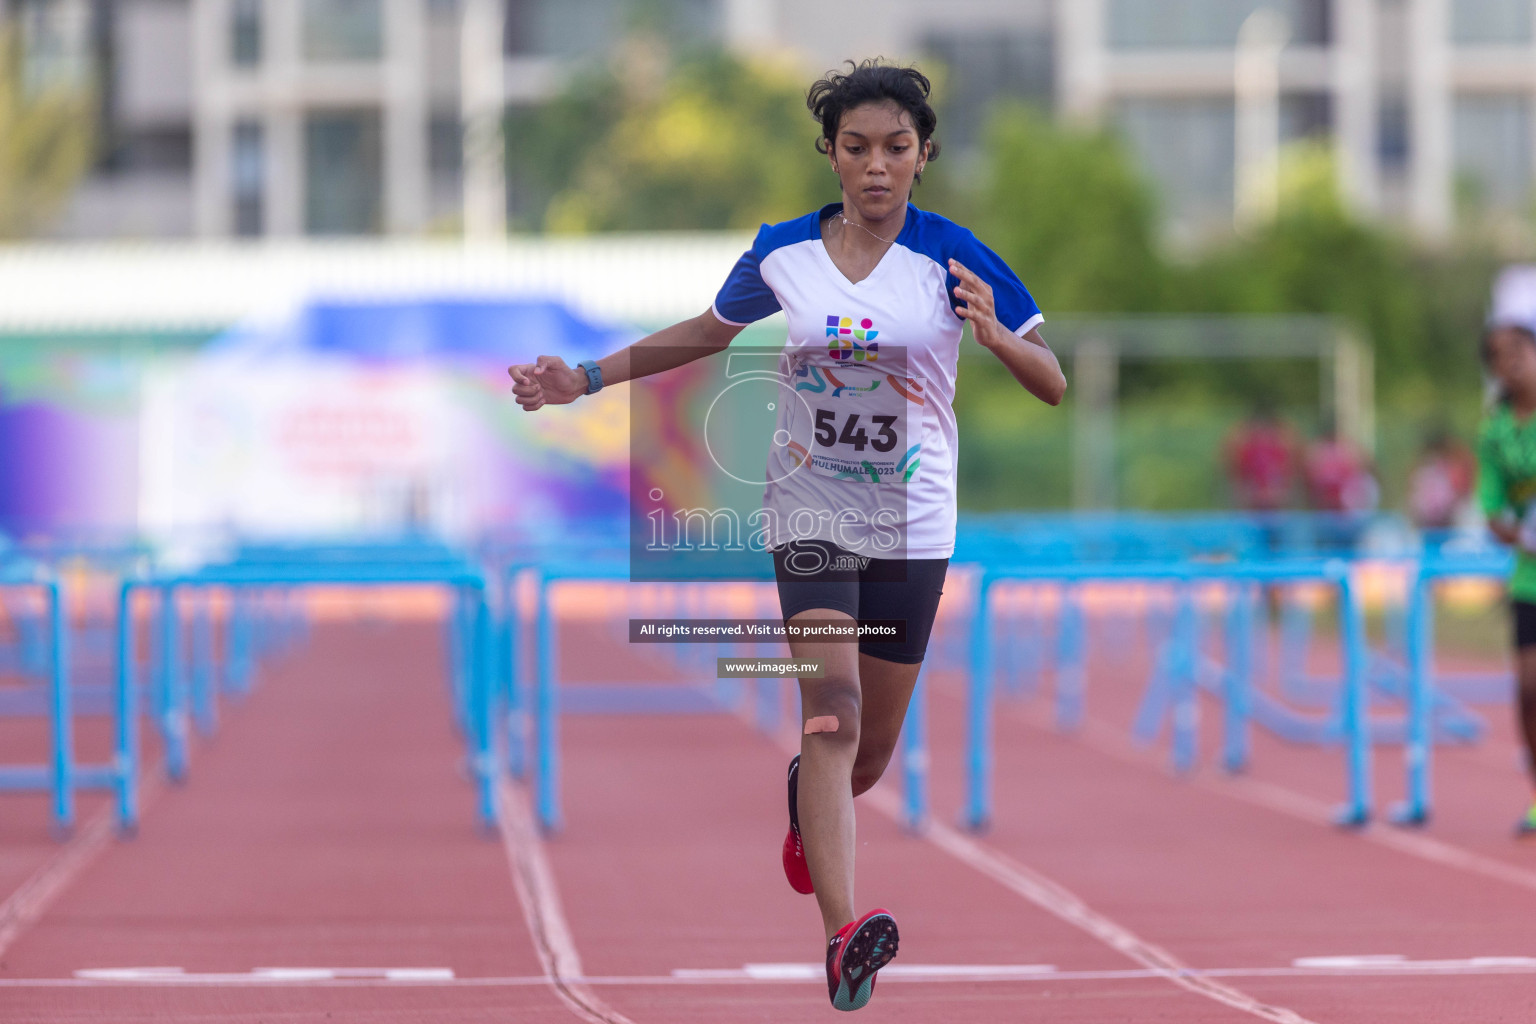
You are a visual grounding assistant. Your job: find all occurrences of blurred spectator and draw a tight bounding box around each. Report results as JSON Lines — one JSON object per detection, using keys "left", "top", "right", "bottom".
{"left": 1407, "top": 425, "right": 1475, "bottom": 531}
{"left": 1476, "top": 317, "right": 1536, "bottom": 834}
{"left": 1225, "top": 400, "right": 1297, "bottom": 512}
{"left": 1303, "top": 417, "right": 1376, "bottom": 514}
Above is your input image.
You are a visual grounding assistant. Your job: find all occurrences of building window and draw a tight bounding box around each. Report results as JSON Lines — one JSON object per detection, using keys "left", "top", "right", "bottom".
{"left": 1108, "top": 0, "right": 1331, "bottom": 49}
{"left": 232, "top": 119, "right": 264, "bottom": 236}
{"left": 503, "top": 0, "right": 612, "bottom": 58}
{"left": 231, "top": 0, "right": 261, "bottom": 66}
{"left": 1377, "top": 94, "right": 1409, "bottom": 171}
{"left": 1115, "top": 97, "right": 1236, "bottom": 226}
{"left": 305, "top": 109, "right": 383, "bottom": 234}
{"left": 1281, "top": 92, "right": 1331, "bottom": 142}
{"left": 921, "top": 30, "right": 1054, "bottom": 151}
{"left": 302, "top": 0, "right": 383, "bottom": 62}
{"left": 504, "top": 0, "right": 535, "bottom": 56}
{"left": 17, "top": 0, "right": 94, "bottom": 93}
{"left": 1451, "top": 0, "right": 1532, "bottom": 44}
{"left": 118, "top": 128, "right": 194, "bottom": 173}
{"left": 1453, "top": 94, "right": 1531, "bottom": 211}
{"left": 429, "top": 112, "right": 462, "bottom": 177}
{"left": 501, "top": 0, "right": 715, "bottom": 59}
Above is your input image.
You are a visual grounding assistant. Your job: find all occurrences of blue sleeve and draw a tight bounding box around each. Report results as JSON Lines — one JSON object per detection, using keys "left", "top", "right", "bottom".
{"left": 713, "top": 226, "right": 783, "bottom": 326}
{"left": 949, "top": 232, "right": 1042, "bottom": 335}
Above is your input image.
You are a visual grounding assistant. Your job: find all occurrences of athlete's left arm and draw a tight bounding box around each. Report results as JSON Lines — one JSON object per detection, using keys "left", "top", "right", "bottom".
{"left": 950, "top": 259, "right": 1066, "bottom": 406}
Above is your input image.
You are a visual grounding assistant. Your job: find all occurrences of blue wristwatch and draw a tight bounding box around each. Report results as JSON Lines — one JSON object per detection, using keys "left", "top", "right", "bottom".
{"left": 577, "top": 359, "right": 603, "bottom": 395}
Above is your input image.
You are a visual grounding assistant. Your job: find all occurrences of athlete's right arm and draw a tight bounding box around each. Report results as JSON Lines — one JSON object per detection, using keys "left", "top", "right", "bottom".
{"left": 1477, "top": 424, "right": 1519, "bottom": 544}
{"left": 507, "top": 309, "right": 744, "bottom": 412}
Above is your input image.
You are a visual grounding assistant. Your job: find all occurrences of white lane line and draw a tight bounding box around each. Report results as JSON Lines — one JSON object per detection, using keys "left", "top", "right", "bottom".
{"left": 677, "top": 962, "right": 1058, "bottom": 980}
{"left": 0, "top": 774, "right": 163, "bottom": 961}
{"left": 15, "top": 956, "right": 1536, "bottom": 988}
{"left": 864, "top": 787, "right": 1320, "bottom": 1024}
{"left": 0, "top": 812, "right": 116, "bottom": 959}
{"left": 1222, "top": 774, "right": 1536, "bottom": 897}
{"left": 1248, "top": 959, "right": 1536, "bottom": 976}
{"left": 1038, "top": 706, "right": 1536, "bottom": 900}
{"left": 71, "top": 967, "right": 456, "bottom": 982}
{"left": 770, "top": 730, "right": 1319, "bottom": 1024}
{"left": 496, "top": 778, "right": 638, "bottom": 1024}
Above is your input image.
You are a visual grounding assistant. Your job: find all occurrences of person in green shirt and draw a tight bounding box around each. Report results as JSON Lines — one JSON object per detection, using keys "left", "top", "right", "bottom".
{"left": 1478, "top": 319, "right": 1536, "bottom": 835}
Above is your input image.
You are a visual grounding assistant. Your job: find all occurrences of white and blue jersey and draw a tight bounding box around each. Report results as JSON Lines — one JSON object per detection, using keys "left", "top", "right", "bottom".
{"left": 713, "top": 202, "right": 1043, "bottom": 559}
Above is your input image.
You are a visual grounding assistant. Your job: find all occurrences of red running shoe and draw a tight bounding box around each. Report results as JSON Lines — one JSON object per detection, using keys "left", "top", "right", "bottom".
{"left": 825, "top": 908, "right": 899, "bottom": 1011}
{"left": 783, "top": 754, "right": 814, "bottom": 894}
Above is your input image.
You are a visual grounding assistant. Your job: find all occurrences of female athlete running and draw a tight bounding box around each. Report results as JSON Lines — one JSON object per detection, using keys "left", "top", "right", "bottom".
{"left": 509, "top": 59, "right": 1065, "bottom": 1011}
{"left": 1478, "top": 319, "right": 1536, "bottom": 836}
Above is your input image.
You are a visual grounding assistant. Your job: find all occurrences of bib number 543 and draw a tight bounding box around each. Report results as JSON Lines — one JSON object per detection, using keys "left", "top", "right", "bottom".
{"left": 814, "top": 409, "right": 898, "bottom": 453}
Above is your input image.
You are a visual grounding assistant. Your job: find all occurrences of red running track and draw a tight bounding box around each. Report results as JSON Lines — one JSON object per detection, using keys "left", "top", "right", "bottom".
{"left": 1, "top": 617, "right": 1535, "bottom": 1022}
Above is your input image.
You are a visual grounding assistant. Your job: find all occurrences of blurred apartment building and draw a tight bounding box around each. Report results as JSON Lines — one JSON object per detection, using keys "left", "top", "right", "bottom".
{"left": 3, "top": 0, "right": 1534, "bottom": 241}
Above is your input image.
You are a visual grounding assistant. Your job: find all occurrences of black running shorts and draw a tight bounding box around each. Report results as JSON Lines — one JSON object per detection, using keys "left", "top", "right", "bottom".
{"left": 771, "top": 539, "right": 949, "bottom": 665}
{"left": 1513, "top": 599, "right": 1536, "bottom": 649}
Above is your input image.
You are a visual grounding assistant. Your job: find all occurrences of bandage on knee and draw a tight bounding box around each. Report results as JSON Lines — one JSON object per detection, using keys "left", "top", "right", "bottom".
{"left": 804, "top": 715, "right": 840, "bottom": 735}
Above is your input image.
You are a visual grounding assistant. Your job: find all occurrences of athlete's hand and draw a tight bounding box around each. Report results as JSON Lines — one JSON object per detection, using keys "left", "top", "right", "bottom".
{"left": 952, "top": 258, "right": 1066, "bottom": 405}
{"left": 1491, "top": 514, "right": 1520, "bottom": 546}
{"left": 949, "top": 259, "right": 1006, "bottom": 349}
{"left": 507, "top": 355, "right": 587, "bottom": 411}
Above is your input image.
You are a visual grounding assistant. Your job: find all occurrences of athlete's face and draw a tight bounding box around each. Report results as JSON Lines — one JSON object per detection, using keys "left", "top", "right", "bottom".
{"left": 828, "top": 101, "right": 929, "bottom": 224}
{"left": 1487, "top": 326, "right": 1536, "bottom": 395}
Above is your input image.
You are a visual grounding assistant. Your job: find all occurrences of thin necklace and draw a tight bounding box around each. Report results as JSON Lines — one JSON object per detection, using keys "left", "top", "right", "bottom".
{"left": 839, "top": 213, "right": 897, "bottom": 246}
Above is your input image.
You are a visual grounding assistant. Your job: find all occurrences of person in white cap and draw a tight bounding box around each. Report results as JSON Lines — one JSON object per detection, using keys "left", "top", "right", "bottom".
{"left": 1477, "top": 310, "right": 1536, "bottom": 835}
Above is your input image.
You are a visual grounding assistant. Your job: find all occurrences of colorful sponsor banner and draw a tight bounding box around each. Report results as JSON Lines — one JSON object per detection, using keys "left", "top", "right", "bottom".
{"left": 0, "top": 300, "right": 635, "bottom": 541}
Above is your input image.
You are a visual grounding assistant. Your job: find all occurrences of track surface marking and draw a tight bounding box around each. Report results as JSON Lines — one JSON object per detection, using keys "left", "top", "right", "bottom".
{"left": 767, "top": 727, "right": 1319, "bottom": 1024}
{"left": 497, "top": 778, "right": 638, "bottom": 1024}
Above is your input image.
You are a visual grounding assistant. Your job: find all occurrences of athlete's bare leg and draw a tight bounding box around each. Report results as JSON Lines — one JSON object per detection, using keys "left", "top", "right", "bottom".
{"left": 789, "top": 608, "right": 863, "bottom": 942}
{"left": 790, "top": 609, "right": 923, "bottom": 942}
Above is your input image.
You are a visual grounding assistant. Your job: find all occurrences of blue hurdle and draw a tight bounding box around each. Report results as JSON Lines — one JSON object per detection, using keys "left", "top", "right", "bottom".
{"left": 1393, "top": 550, "right": 1514, "bottom": 826}
{"left": 962, "top": 559, "right": 1371, "bottom": 833}
{"left": 114, "top": 553, "right": 499, "bottom": 834}
{"left": 0, "top": 559, "right": 92, "bottom": 836}
{"left": 521, "top": 560, "right": 932, "bottom": 835}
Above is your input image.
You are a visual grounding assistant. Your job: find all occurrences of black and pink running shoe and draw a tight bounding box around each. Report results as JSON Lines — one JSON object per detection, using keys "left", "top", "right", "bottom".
{"left": 783, "top": 754, "right": 813, "bottom": 894}
{"left": 825, "top": 908, "right": 899, "bottom": 1011}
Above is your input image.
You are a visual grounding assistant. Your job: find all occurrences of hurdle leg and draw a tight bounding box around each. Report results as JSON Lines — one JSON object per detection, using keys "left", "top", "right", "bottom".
{"left": 48, "top": 580, "right": 74, "bottom": 837}
{"left": 963, "top": 571, "right": 994, "bottom": 832}
{"left": 1392, "top": 571, "right": 1433, "bottom": 826}
{"left": 161, "top": 586, "right": 188, "bottom": 784}
{"left": 191, "top": 593, "right": 217, "bottom": 738}
{"left": 115, "top": 582, "right": 139, "bottom": 835}
{"left": 1170, "top": 583, "right": 1199, "bottom": 775}
{"left": 1056, "top": 583, "right": 1085, "bottom": 732}
{"left": 1223, "top": 581, "right": 1254, "bottom": 773}
{"left": 473, "top": 588, "right": 498, "bottom": 833}
{"left": 901, "top": 666, "right": 929, "bottom": 833}
{"left": 1336, "top": 572, "right": 1373, "bottom": 827}
{"left": 535, "top": 574, "right": 561, "bottom": 833}
{"left": 502, "top": 575, "right": 528, "bottom": 780}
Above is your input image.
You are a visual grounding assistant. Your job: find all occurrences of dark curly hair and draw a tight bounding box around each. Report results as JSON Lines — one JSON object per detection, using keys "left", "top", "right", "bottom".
{"left": 807, "top": 59, "right": 940, "bottom": 183}
{"left": 1480, "top": 321, "right": 1536, "bottom": 405}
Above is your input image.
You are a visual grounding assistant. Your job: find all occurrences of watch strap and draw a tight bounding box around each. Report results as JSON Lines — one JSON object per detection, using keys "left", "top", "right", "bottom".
{"left": 577, "top": 359, "right": 603, "bottom": 395}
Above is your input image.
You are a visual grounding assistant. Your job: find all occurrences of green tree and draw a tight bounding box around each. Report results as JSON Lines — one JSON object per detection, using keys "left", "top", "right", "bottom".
{"left": 504, "top": 65, "right": 629, "bottom": 232}
{"left": 514, "top": 48, "right": 826, "bottom": 233}
{"left": 0, "top": 28, "right": 94, "bottom": 238}
{"left": 976, "top": 102, "right": 1166, "bottom": 313}
{"left": 1170, "top": 143, "right": 1489, "bottom": 399}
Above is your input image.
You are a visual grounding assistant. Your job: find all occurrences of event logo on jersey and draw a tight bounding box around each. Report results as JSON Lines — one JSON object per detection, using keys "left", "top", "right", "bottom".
{"left": 826, "top": 315, "right": 879, "bottom": 362}
{"left": 794, "top": 363, "right": 882, "bottom": 400}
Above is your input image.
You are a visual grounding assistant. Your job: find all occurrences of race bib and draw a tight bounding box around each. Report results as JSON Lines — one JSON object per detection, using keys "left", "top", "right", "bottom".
{"left": 786, "top": 362, "right": 925, "bottom": 485}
